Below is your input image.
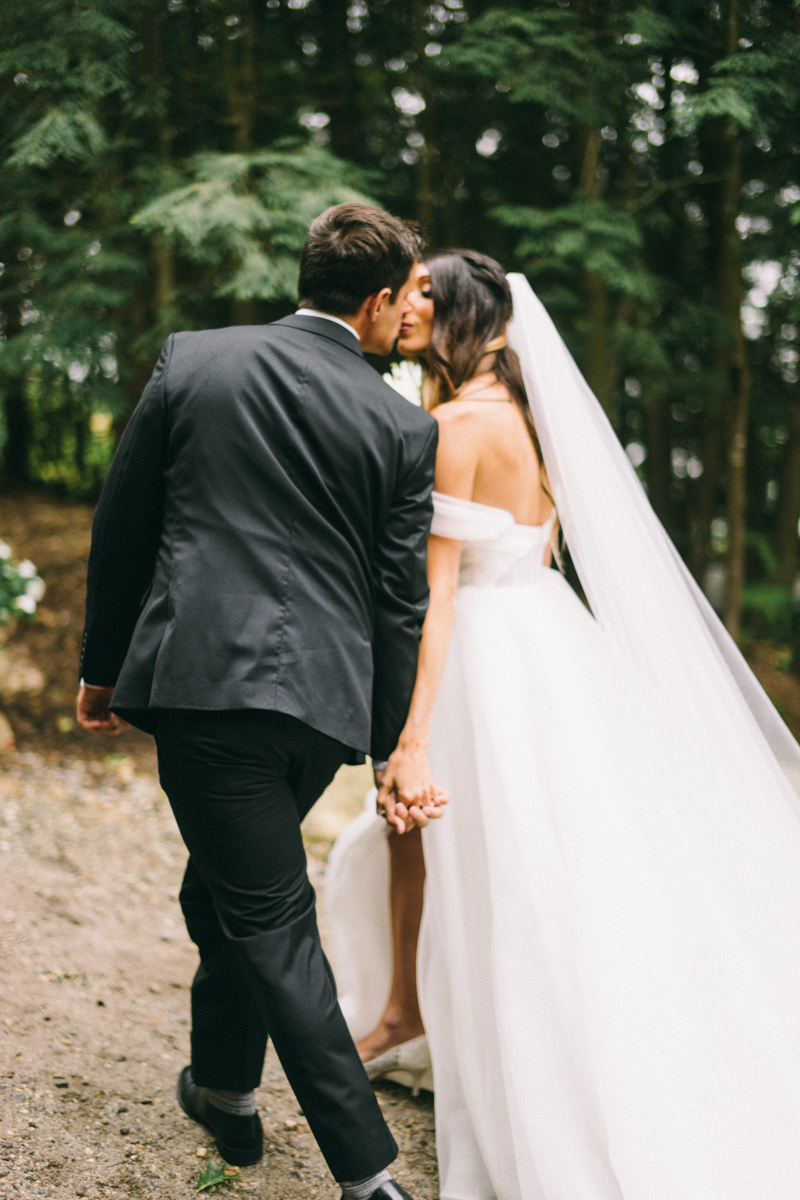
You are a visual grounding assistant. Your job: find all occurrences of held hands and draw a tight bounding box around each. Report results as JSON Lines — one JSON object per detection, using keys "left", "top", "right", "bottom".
{"left": 76, "top": 685, "right": 130, "bottom": 735}
{"left": 375, "top": 743, "right": 449, "bottom": 835}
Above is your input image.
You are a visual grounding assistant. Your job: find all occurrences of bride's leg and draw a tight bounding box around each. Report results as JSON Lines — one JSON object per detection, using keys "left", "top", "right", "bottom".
{"left": 356, "top": 825, "right": 426, "bottom": 1061}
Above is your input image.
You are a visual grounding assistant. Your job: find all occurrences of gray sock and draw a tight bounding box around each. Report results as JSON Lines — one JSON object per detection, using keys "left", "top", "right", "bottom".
{"left": 205, "top": 1087, "right": 257, "bottom": 1116}
{"left": 340, "top": 1169, "right": 392, "bottom": 1200}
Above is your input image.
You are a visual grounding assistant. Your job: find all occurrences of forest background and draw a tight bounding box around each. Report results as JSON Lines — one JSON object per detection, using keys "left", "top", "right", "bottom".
{"left": 1, "top": 0, "right": 800, "bottom": 654}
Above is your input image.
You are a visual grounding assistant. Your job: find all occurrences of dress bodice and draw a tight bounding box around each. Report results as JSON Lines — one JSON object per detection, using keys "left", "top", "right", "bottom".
{"left": 430, "top": 491, "right": 556, "bottom": 587}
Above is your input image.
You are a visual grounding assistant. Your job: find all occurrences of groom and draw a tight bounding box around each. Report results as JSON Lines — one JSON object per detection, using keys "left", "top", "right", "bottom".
{"left": 76, "top": 203, "right": 437, "bottom": 1200}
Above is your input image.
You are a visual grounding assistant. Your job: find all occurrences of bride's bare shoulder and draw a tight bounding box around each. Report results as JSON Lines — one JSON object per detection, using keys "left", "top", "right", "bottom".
{"left": 432, "top": 389, "right": 519, "bottom": 441}
{"left": 434, "top": 386, "right": 513, "bottom": 421}
{"left": 431, "top": 403, "right": 482, "bottom": 461}
{"left": 432, "top": 387, "right": 534, "bottom": 496}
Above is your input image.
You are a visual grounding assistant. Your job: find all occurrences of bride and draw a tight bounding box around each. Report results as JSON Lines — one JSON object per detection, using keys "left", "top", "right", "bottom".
{"left": 326, "top": 250, "right": 800, "bottom": 1199}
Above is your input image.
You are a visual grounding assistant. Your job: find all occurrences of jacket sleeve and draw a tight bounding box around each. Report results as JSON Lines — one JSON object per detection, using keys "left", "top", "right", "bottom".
{"left": 79, "top": 337, "right": 173, "bottom": 687}
{"left": 370, "top": 418, "right": 438, "bottom": 761}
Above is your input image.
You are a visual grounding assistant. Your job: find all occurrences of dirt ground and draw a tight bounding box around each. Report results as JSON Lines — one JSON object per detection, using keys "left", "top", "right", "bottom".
{"left": 2, "top": 487, "right": 800, "bottom": 1200}
{"left": 0, "top": 754, "right": 437, "bottom": 1200}
{"left": 0, "top": 490, "right": 437, "bottom": 1200}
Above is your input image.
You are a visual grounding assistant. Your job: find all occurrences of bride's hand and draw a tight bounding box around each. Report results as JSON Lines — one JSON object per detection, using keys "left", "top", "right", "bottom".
{"left": 376, "top": 745, "right": 449, "bottom": 834}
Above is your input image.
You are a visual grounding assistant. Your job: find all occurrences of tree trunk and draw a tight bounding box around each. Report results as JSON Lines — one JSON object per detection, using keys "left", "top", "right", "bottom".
{"left": 117, "top": 290, "right": 152, "bottom": 437}
{"left": 724, "top": 336, "right": 750, "bottom": 639}
{"left": 689, "top": 395, "right": 723, "bottom": 580}
{"left": 580, "top": 269, "right": 619, "bottom": 423}
{"left": 152, "top": 233, "right": 175, "bottom": 340}
{"left": 688, "top": 0, "right": 750, "bottom": 629}
{"left": 2, "top": 376, "right": 31, "bottom": 484}
{"left": 411, "top": 0, "right": 434, "bottom": 238}
{"left": 318, "top": 0, "right": 361, "bottom": 163}
{"left": 222, "top": 3, "right": 256, "bottom": 326}
{"left": 235, "top": 11, "right": 256, "bottom": 155}
{"left": 577, "top": 125, "right": 618, "bottom": 423}
{"left": 775, "top": 385, "right": 800, "bottom": 585}
{"left": 716, "top": 0, "right": 749, "bottom": 640}
{"left": 1, "top": 294, "right": 29, "bottom": 483}
{"left": 221, "top": 3, "right": 256, "bottom": 154}
{"left": 644, "top": 377, "right": 672, "bottom": 529}
{"left": 579, "top": 125, "right": 601, "bottom": 195}
{"left": 150, "top": 1, "right": 178, "bottom": 342}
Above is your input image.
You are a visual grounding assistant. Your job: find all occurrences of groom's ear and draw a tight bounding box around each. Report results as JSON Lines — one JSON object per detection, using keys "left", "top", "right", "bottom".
{"left": 366, "top": 287, "right": 394, "bottom": 323}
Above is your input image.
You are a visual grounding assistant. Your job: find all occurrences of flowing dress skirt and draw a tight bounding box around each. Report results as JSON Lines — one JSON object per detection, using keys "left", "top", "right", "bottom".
{"left": 326, "top": 567, "right": 800, "bottom": 1199}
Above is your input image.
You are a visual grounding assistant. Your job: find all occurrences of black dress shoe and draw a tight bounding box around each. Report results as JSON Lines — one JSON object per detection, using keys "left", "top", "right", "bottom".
{"left": 341, "top": 1182, "right": 415, "bottom": 1200}
{"left": 177, "top": 1066, "right": 263, "bottom": 1166}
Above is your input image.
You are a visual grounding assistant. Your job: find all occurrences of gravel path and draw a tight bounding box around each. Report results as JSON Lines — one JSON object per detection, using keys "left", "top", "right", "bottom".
{"left": 0, "top": 753, "right": 438, "bottom": 1200}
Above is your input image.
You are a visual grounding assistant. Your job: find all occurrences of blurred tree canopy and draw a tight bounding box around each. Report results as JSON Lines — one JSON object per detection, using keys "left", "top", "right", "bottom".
{"left": 0, "top": 0, "right": 799, "bottom": 643}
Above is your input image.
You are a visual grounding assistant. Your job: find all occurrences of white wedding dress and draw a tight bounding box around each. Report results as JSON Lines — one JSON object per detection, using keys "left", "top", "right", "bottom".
{"left": 326, "top": 276, "right": 800, "bottom": 1199}
{"left": 326, "top": 488, "right": 800, "bottom": 1200}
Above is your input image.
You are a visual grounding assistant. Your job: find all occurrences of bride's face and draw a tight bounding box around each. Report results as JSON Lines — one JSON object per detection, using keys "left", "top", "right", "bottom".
{"left": 397, "top": 263, "right": 434, "bottom": 356}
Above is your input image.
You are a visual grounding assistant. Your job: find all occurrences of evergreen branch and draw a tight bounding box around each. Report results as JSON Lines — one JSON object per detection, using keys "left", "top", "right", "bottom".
{"left": 626, "top": 174, "right": 725, "bottom": 213}
{"left": 6, "top": 102, "right": 108, "bottom": 168}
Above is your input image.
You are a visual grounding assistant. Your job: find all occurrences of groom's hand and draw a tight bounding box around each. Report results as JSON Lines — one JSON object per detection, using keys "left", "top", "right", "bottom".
{"left": 376, "top": 746, "right": 449, "bottom": 834}
{"left": 76, "top": 685, "right": 130, "bottom": 735}
{"left": 379, "top": 784, "right": 449, "bottom": 834}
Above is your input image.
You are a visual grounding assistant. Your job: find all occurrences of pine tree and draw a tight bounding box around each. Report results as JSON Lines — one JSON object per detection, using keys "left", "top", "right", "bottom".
{"left": 1, "top": 0, "right": 799, "bottom": 652}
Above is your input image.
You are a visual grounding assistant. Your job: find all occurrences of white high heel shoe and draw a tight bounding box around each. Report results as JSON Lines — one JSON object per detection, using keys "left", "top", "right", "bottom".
{"left": 363, "top": 1034, "right": 433, "bottom": 1097}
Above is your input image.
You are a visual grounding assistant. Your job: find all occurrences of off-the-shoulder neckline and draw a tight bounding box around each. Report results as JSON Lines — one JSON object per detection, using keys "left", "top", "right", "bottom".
{"left": 432, "top": 490, "right": 555, "bottom": 531}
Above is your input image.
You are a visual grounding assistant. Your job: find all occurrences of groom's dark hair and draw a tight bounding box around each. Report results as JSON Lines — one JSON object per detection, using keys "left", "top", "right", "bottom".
{"left": 298, "top": 203, "right": 424, "bottom": 316}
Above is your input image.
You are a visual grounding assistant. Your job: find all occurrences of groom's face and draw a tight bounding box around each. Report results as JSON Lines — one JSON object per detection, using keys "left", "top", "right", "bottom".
{"left": 360, "top": 266, "right": 418, "bottom": 356}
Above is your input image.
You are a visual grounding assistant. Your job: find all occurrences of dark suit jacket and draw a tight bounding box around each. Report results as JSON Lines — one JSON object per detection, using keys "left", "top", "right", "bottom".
{"left": 80, "top": 314, "right": 438, "bottom": 761}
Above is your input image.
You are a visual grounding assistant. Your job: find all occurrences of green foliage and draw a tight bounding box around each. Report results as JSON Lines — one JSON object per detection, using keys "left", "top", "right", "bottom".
{"left": 493, "top": 203, "right": 651, "bottom": 297}
{"left": 132, "top": 144, "right": 373, "bottom": 302}
{"left": 195, "top": 1160, "right": 240, "bottom": 1192}
{"left": 741, "top": 582, "right": 795, "bottom": 641}
{"left": 444, "top": 10, "right": 587, "bottom": 118}
{"left": 0, "top": 0, "right": 377, "bottom": 494}
{"left": 8, "top": 103, "right": 110, "bottom": 168}
{"left": 0, "top": 0, "right": 798, "bottom": 641}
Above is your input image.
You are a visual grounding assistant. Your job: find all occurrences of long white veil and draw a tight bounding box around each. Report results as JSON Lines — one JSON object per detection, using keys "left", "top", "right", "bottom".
{"left": 507, "top": 272, "right": 800, "bottom": 806}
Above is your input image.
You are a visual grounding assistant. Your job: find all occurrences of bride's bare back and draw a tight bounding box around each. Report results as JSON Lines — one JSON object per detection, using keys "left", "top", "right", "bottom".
{"left": 432, "top": 372, "right": 552, "bottom": 528}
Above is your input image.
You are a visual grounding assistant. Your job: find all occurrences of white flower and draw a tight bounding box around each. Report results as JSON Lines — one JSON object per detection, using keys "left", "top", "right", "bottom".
{"left": 383, "top": 360, "right": 423, "bottom": 406}
{"left": 25, "top": 578, "right": 45, "bottom": 601}
{"left": 0, "top": 543, "right": 11, "bottom": 560}
{"left": 15, "top": 594, "right": 36, "bottom": 614}
{"left": 16, "top": 560, "right": 37, "bottom": 578}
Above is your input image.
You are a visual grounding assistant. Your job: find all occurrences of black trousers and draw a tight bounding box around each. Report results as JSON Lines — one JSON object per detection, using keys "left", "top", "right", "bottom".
{"left": 154, "top": 709, "right": 397, "bottom": 1182}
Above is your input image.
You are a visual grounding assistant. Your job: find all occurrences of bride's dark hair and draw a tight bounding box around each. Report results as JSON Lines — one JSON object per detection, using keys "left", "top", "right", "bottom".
{"left": 422, "top": 248, "right": 545, "bottom": 470}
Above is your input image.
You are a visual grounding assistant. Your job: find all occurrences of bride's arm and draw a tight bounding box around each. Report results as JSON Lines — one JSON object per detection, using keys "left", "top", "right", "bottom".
{"left": 377, "top": 410, "right": 477, "bottom": 832}
{"left": 377, "top": 533, "right": 460, "bottom": 832}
